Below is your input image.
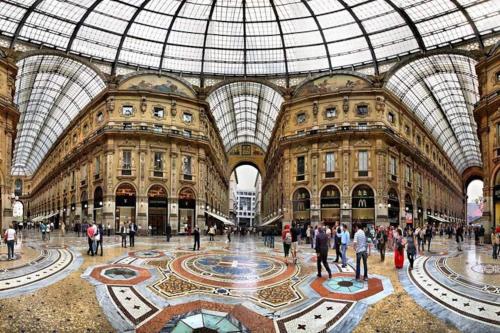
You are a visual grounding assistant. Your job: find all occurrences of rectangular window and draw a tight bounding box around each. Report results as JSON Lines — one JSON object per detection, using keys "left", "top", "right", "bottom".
{"left": 325, "top": 152, "right": 335, "bottom": 178}
{"left": 122, "top": 105, "right": 133, "bottom": 116}
{"left": 154, "top": 152, "right": 163, "bottom": 177}
{"left": 358, "top": 151, "right": 368, "bottom": 176}
{"left": 389, "top": 156, "right": 397, "bottom": 181}
{"left": 296, "top": 156, "right": 305, "bottom": 181}
{"left": 71, "top": 171, "right": 75, "bottom": 187}
{"left": 94, "top": 156, "right": 100, "bottom": 179}
{"left": 153, "top": 107, "right": 164, "bottom": 118}
{"left": 388, "top": 112, "right": 395, "bottom": 123}
{"left": 183, "top": 156, "right": 192, "bottom": 180}
{"left": 325, "top": 107, "right": 336, "bottom": 118}
{"left": 405, "top": 165, "right": 412, "bottom": 187}
{"left": 123, "top": 122, "right": 132, "bottom": 129}
{"left": 183, "top": 113, "right": 193, "bottom": 123}
{"left": 122, "top": 150, "right": 131, "bottom": 176}
{"left": 183, "top": 129, "right": 192, "bottom": 138}
{"left": 497, "top": 123, "right": 500, "bottom": 146}
{"left": 297, "top": 113, "right": 306, "bottom": 124}
{"left": 358, "top": 122, "right": 367, "bottom": 130}
{"left": 154, "top": 124, "right": 163, "bottom": 133}
{"left": 81, "top": 164, "right": 87, "bottom": 182}
{"left": 356, "top": 105, "right": 368, "bottom": 116}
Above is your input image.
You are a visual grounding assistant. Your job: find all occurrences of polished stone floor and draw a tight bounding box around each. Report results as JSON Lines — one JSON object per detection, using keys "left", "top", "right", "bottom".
{"left": 0, "top": 230, "right": 498, "bottom": 333}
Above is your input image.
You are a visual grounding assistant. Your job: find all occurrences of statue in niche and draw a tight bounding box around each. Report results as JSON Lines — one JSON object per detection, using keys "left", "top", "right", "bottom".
{"left": 140, "top": 96, "right": 147, "bottom": 113}
{"left": 171, "top": 99, "right": 177, "bottom": 117}
{"left": 106, "top": 96, "right": 115, "bottom": 112}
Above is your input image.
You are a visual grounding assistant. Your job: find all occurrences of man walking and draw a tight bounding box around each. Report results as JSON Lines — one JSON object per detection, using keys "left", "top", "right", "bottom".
{"left": 166, "top": 224, "right": 172, "bottom": 242}
{"left": 353, "top": 223, "right": 368, "bottom": 281}
{"left": 4, "top": 224, "right": 16, "bottom": 260}
{"left": 120, "top": 222, "right": 128, "bottom": 248}
{"left": 425, "top": 224, "right": 433, "bottom": 252}
{"left": 193, "top": 227, "right": 200, "bottom": 251}
{"left": 129, "top": 221, "right": 137, "bottom": 247}
{"left": 315, "top": 227, "right": 332, "bottom": 278}
{"left": 340, "top": 223, "right": 350, "bottom": 268}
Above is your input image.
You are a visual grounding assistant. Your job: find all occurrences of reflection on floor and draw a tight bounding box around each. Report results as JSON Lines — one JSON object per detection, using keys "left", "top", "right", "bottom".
{"left": 0, "top": 230, "right": 498, "bottom": 333}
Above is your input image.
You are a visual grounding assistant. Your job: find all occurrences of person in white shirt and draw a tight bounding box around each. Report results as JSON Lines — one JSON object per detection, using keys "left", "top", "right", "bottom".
{"left": 4, "top": 225, "right": 17, "bottom": 260}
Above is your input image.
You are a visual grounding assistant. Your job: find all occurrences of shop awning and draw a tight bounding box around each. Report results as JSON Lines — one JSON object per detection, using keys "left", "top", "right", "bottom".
{"left": 260, "top": 215, "right": 283, "bottom": 227}
{"left": 428, "top": 215, "right": 449, "bottom": 223}
{"left": 205, "top": 211, "right": 235, "bottom": 226}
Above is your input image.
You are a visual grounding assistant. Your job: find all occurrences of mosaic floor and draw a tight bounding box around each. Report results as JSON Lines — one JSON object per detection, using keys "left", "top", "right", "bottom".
{"left": 0, "top": 230, "right": 498, "bottom": 333}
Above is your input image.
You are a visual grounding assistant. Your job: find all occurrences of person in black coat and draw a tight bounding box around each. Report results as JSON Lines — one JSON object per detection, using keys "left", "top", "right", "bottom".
{"left": 315, "top": 227, "right": 332, "bottom": 278}
{"left": 193, "top": 227, "right": 200, "bottom": 251}
{"left": 166, "top": 224, "right": 172, "bottom": 242}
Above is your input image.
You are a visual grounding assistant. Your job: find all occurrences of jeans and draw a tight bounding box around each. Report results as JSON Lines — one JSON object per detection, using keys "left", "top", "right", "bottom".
{"left": 355, "top": 251, "right": 368, "bottom": 279}
{"left": 341, "top": 244, "right": 348, "bottom": 266}
{"left": 121, "top": 235, "right": 127, "bottom": 248}
{"left": 129, "top": 232, "right": 135, "bottom": 247}
{"left": 7, "top": 240, "right": 15, "bottom": 260}
{"left": 407, "top": 251, "right": 415, "bottom": 269}
{"left": 270, "top": 236, "right": 274, "bottom": 248}
{"left": 193, "top": 238, "right": 200, "bottom": 250}
{"left": 334, "top": 243, "right": 341, "bottom": 262}
{"left": 426, "top": 237, "right": 431, "bottom": 251}
{"left": 493, "top": 244, "right": 498, "bottom": 259}
{"left": 96, "top": 240, "right": 103, "bottom": 256}
{"left": 87, "top": 237, "right": 94, "bottom": 255}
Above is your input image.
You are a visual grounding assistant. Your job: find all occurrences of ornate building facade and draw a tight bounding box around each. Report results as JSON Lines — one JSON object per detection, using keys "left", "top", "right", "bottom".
{"left": 475, "top": 44, "right": 500, "bottom": 232}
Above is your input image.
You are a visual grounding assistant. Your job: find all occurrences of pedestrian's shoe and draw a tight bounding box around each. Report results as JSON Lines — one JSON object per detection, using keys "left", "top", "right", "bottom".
{"left": 363, "top": 277, "right": 368, "bottom": 281}
{"left": 316, "top": 274, "right": 322, "bottom": 278}
{"left": 328, "top": 273, "right": 332, "bottom": 279}
{"left": 341, "top": 265, "right": 347, "bottom": 268}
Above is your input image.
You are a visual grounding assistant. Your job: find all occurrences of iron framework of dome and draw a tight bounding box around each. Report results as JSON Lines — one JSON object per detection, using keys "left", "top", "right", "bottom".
{"left": 0, "top": 0, "right": 498, "bottom": 80}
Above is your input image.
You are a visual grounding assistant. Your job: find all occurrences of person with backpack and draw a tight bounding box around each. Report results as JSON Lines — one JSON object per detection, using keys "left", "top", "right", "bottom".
{"left": 282, "top": 224, "right": 292, "bottom": 265}
{"left": 376, "top": 226, "right": 387, "bottom": 262}
{"left": 40, "top": 222, "right": 46, "bottom": 241}
{"left": 406, "top": 228, "right": 417, "bottom": 270}
{"left": 394, "top": 228, "right": 405, "bottom": 269}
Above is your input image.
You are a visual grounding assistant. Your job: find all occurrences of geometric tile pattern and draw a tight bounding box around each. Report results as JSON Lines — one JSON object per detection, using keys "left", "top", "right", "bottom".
{"left": 108, "top": 285, "right": 159, "bottom": 326}
{"left": 409, "top": 256, "right": 500, "bottom": 327}
{"left": 275, "top": 298, "right": 354, "bottom": 333}
{"left": 90, "top": 264, "right": 152, "bottom": 286}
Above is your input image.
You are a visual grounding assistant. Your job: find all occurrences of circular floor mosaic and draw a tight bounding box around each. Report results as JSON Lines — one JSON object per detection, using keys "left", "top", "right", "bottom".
{"left": 171, "top": 253, "right": 296, "bottom": 289}
{"left": 471, "top": 263, "right": 500, "bottom": 275}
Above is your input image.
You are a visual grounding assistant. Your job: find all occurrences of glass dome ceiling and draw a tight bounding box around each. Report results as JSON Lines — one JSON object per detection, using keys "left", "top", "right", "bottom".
{"left": 386, "top": 53, "right": 482, "bottom": 174}
{"left": 12, "top": 54, "right": 106, "bottom": 176}
{"left": 206, "top": 81, "right": 283, "bottom": 151}
{"left": 0, "top": 0, "right": 498, "bottom": 78}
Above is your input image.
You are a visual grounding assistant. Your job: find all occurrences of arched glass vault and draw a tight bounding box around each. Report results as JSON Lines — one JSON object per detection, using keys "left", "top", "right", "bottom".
{"left": 386, "top": 53, "right": 482, "bottom": 174}
{"left": 206, "top": 81, "right": 283, "bottom": 152}
{"left": 0, "top": 0, "right": 497, "bottom": 78}
{"left": 12, "top": 54, "right": 106, "bottom": 176}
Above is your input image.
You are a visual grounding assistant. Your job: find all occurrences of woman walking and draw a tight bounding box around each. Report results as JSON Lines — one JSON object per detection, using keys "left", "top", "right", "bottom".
{"left": 406, "top": 229, "right": 417, "bottom": 270}
{"left": 282, "top": 224, "right": 292, "bottom": 265}
{"left": 394, "top": 228, "right": 405, "bottom": 269}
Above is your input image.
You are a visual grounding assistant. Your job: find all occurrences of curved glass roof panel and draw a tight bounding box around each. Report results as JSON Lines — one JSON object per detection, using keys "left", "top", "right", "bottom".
{"left": 0, "top": 0, "right": 497, "bottom": 77}
{"left": 12, "top": 54, "right": 106, "bottom": 176}
{"left": 385, "top": 53, "right": 482, "bottom": 174}
{"left": 206, "top": 81, "right": 283, "bottom": 152}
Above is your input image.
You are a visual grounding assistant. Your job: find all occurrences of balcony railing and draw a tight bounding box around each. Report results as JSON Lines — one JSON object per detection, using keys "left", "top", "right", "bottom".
{"left": 325, "top": 171, "right": 335, "bottom": 178}
{"left": 296, "top": 174, "right": 305, "bottom": 181}
{"left": 121, "top": 168, "right": 132, "bottom": 176}
{"left": 183, "top": 174, "right": 193, "bottom": 181}
{"left": 358, "top": 170, "right": 368, "bottom": 177}
{"left": 153, "top": 170, "right": 163, "bottom": 177}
